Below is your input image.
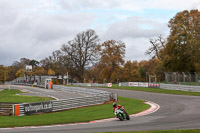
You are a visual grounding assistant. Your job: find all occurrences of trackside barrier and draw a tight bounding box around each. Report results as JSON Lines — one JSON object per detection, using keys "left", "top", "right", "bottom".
{"left": 119, "top": 82, "right": 200, "bottom": 91}
{"left": 73, "top": 83, "right": 109, "bottom": 87}
{"left": 52, "top": 94, "right": 110, "bottom": 112}
{"left": 13, "top": 104, "right": 25, "bottom": 116}
{"left": 13, "top": 94, "right": 110, "bottom": 116}
{"left": 0, "top": 103, "right": 13, "bottom": 116}
{"left": 148, "top": 83, "right": 160, "bottom": 88}
{"left": 12, "top": 85, "right": 113, "bottom": 116}
{"left": 160, "top": 84, "right": 200, "bottom": 92}
{"left": 53, "top": 85, "right": 111, "bottom": 96}
{"left": 5, "top": 76, "right": 56, "bottom": 88}
{"left": 0, "top": 85, "right": 11, "bottom": 89}
{"left": 120, "top": 82, "right": 149, "bottom": 87}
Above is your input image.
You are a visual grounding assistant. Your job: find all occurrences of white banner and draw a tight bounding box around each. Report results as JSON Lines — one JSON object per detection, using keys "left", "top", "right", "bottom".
{"left": 108, "top": 83, "right": 112, "bottom": 87}
{"left": 129, "top": 82, "right": 138, "bottom": 87}
{"left": 138, "top": 82, "right": 148, "bottom": 87}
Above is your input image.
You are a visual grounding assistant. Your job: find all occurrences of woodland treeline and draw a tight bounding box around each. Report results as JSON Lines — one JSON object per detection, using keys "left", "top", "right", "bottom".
{"left": 1, "top": 10, "right": 200, "bottom": 83}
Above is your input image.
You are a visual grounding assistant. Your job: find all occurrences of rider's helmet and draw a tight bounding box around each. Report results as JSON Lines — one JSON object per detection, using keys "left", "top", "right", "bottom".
{"left": 113, "top": 102, "right": 117, "bottom": 108}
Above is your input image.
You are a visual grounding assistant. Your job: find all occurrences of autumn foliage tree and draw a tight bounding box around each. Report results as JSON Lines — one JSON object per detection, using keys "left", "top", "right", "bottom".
{"left": 0, "top": 66, "right": 8, "bottom": 83}
{"left": 98, "top": 40, "right": 126, "bottom": 82}
{"left": 122, "top": 61, "right": 140, "bottom": 82}
{"left": 163, "top": 10, "right": 200, "bottom": 72}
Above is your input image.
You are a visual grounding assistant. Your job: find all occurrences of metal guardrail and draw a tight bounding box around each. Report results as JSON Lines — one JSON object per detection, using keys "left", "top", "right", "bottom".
{"left": 13, "top": 94, "right": 111, "bottom": 116}
{"left": 160, "top": 84, "right": 200, "bottom": 92}
{"left": 11, "top": 85, "right": 112, "bottom": 116}
{"left": 52, "top": 94, "right": 110, "bottom": 112}
{"left": 3, "top": 77, "right": 114, "bottom": 116}
{"left": 53, "top": 85, "right": 111, "bottom": 96}
{"left": 0, "top": 103, "right": 13, "bottom": 116}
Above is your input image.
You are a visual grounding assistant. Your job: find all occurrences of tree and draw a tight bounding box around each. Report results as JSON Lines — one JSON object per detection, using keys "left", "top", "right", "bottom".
{"left": 15, "top": 69, "right": 24, "bottom": 77}
{"left": 34, "top": 67, "right": 46, "bottom": 75}
{"left": 40, "top": 50, "right": 67, "bottom": 75}
{"left": 0, "top": 66, "right": 8, "bottom": 83}
{"left": 48, "top": 69, "right": 55, "bottom": 75}
{"left": 146, "top": 35, "right": 166, "bottom": 59}
{"left": 61, "top": 29, "right": 100, "bottom": 82}
{"left": 98, "top": 40, "right": 126, "bottom": 82}
{"left": 29, "top": 60, "right": 39, "bottom": 67}
{"left": 163, "top": 10, "right": 200, "bottom": 72}
{"left": 122, "top": 61, "right": 140, "bottom": 82}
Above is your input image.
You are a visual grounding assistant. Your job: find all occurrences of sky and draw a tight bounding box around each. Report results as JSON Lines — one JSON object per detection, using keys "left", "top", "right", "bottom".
{"left": 0, "top": 0, "right": 200, "bottom": 66}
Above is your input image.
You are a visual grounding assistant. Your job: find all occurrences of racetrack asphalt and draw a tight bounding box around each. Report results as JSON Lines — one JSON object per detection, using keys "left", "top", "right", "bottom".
{"left": 1, "top": 86, "right": 200, "bottom": 133}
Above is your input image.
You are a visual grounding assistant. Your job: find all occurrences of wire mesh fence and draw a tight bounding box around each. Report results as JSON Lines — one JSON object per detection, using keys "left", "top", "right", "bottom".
{"left": 164, "top": 72, "right": 199, "bottom": 86}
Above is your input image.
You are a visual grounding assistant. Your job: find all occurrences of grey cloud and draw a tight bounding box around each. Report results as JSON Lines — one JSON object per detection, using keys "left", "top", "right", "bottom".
{"left": 102, "top": 16, "right": 168, "bottom": 40}
{"left": 59, "top": 0, "right": 121, "bottom": 10}
{"left": 101, "top": 16, "right": 169, "bottom": 61}
{"left": 0, "top": 1, "right": 98, "bottom": 66}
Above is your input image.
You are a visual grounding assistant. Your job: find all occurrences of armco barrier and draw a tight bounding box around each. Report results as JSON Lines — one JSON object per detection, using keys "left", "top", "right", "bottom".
{"left": 160, "top": 84, "right": 200, "bottom": 92}
{"left": 13, "top": 94, "right": 110, "bottom": 116}
{"left": 0, "top": 103, "right": 13, "bottom": 116}
{"left": 53, "top": 85, "right": 111, "bottom": 96}
{"left": 52, "top": 94, "right": 110, "bottom": 112}
{"left": 12, "top": 85, "right": 112, "bottom": 116}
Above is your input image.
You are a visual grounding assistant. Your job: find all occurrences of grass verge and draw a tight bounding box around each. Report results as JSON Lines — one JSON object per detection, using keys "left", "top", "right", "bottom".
{"left": 0, "top": 89, "right": 52, "bottom": 103}
{"left": 98, "top": 129, "right": 200, "bottom": 133}
{"left": 0, "top": 96, "right": 149, "bottom": 128}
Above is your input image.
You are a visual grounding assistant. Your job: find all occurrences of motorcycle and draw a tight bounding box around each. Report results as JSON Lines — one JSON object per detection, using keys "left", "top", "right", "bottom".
{"left": 114, "top": 107, "right": 130, "bottom": 121}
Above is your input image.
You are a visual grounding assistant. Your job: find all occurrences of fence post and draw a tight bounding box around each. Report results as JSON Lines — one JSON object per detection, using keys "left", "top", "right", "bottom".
{"left": 194, "top": 72, "right": 198, "bottom": 86}
{"left": 164, "top": 72, "right": 168, "bottom": 84}
{"left": 178, "top": 72, "right": 180, "bottom": 84}
{"left": 182, "top": 72, "right": 185, "bottom": 85}
{"left": 189, "top": 72, "right": 191, "bottom": 85}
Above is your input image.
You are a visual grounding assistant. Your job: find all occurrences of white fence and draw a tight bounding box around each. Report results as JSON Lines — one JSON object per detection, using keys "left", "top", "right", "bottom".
{"left": 73, "top": 83, "right": 108, "bottom": 87}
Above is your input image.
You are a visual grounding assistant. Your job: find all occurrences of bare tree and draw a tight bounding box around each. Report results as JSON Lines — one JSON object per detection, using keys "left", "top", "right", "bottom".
{"left": 61, "top": 29, "right": 100, "bottom": 82}
{"left": 145, "top": 35, "right": 166, "bottom": 59}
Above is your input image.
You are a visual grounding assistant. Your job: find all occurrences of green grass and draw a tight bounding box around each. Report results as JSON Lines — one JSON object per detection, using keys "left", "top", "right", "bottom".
{"left": 0, "top": 89, "right": 52, "bottom": 103}
{"left": 98, "top": 129, "right": 200, "bottom": 133}
{"left": 0, "top": 96, "right": 149, "bottom": 128}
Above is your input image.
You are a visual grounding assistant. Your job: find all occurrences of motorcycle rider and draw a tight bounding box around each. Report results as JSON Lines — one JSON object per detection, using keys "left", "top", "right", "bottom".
{"left": 113, "top": 102, "right": 123, "bottom": 112}
{"left": 113, "top": 102, "right": 130, "bottom": 120}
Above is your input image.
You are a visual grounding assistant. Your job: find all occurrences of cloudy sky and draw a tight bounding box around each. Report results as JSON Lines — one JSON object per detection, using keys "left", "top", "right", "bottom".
{"left": 0, "top": 0, "right": 200, "bottom": 66}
